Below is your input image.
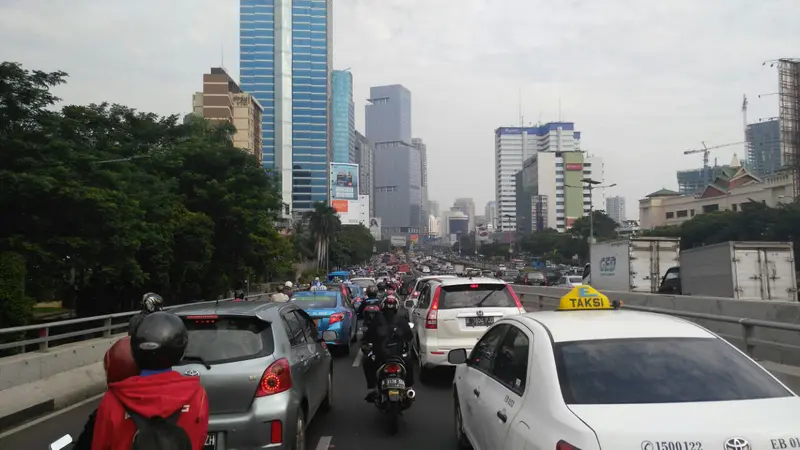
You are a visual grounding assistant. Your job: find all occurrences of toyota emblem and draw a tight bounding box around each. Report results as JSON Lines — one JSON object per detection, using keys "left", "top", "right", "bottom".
{"left": 476, "top": 310, "right": 484, "bottom": 317}
{"left": 184, "top": 369, "right": 200, "bottom": 377}
{"left": 724, "top": 438, "right": 750, "bottom": 450}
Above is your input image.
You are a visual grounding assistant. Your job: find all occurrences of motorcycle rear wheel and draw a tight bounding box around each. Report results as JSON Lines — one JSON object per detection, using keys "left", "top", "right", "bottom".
{"left": 385, "top": 401, "right": 400, "bottom": 435}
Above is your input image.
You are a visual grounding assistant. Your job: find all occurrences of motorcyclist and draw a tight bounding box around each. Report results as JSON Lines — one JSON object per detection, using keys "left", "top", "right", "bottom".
{"left": 271, "top": 284, "right": 290, "bottom": 302}
{"left": 73, "top": 337, "right": 140, "bottom": 450}
{"left": 128, "top": 292, "right": 163, "bottom": 336}
{"left": 357, "top": 285, "right": 382, "bottom": 323}
{"left": 91, "top": 312, "right": 209, "bottom": 450}
{"left": 376, "top": 281, "right": 387, "bottom": 299}
{"left": 361, "top": 296, "right": 414, "bottom": 402}
{"left": 234, "top": 292, "right": 246, "bottom": 302}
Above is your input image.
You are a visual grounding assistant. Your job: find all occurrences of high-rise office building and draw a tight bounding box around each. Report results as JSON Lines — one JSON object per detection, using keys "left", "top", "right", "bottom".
{"left": 453, "top": 198, "right": 476, "bottom": 231}
{"left": 495, "top": 122, "right": 581, "bottom": 231}
{"left": 747, "top": 119, "right": 781, "bottom": 177}
{"left": 412, "top": 138, "right": 428, "bottom": 228}
{"left": 366, "top": 85, "right": 422, "bottom": 234}
{"left": 428, "top": 200, "right": 440, "bottom": 219}
{"left": 354, "top": 131, "right": 374, "bottom": 217}
{"left": 239, "top": 0, "right": 332, "bottom": 215}
{"left": 192, "top": 68, "right": 263, "bottom": 164}
{"left": 606, "top": 196, "right": 626, "bottom": 223}
{"left": 331, "top": 70, "right": 355, "bottom": 163}
{"left": 485, "top": 201, "right": 498, "bottom": 230}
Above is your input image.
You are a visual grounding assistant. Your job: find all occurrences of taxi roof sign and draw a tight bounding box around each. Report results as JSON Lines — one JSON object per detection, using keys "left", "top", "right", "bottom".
{"left": 557, "top": 285, "right": 614, "bottom": 311}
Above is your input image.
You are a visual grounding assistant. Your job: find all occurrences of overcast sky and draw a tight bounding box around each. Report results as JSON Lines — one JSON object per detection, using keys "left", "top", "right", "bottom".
{"left": 2, "top": 0, "right": 798, "bottom": 218}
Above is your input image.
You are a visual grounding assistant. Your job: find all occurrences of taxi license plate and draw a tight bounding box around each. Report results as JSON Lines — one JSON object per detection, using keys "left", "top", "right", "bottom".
{"left": 203, "top": 433, "right": 217, "bottom": 450}
{"left": 382, "top": 378, "right": 405, "bottom": 388}
{"left": 466, "top": 317, "right": 494, "bottom": 327}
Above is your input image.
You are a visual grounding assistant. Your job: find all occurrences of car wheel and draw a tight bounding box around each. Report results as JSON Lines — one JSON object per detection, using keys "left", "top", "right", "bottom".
{"left": 293, "top": 409, "right": 306, "bottom": 450}
{"left": 454, "top": 394, "right": 472, "bottom": 449}
{"left": 320, "top": 367, "right": 333, "bottom": 412}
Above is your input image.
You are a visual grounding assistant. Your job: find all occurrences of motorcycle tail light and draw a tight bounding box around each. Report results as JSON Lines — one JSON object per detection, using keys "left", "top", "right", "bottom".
{"left": 384, "top": 364, "right": 401, "bottom": 374}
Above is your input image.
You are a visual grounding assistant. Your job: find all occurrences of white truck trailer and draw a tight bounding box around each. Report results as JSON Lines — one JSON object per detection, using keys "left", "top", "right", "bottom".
{"left": 678, "top": 241, "right": 797, "bottom": 302}
{"left": 583, "top": 237, "right": 680, "bottom": 293}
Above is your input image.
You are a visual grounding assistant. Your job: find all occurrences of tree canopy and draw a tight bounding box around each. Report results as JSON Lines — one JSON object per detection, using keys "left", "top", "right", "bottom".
{"left": 0, "top": 62, "right": 293, "bottom": 322}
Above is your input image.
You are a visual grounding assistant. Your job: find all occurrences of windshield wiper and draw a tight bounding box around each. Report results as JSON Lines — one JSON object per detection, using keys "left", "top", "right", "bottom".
{"left": 475, "top": 290, "right": 497, "bottom": 308}
{"left": 181, "top": 355, "right": 211, "bottom": 370}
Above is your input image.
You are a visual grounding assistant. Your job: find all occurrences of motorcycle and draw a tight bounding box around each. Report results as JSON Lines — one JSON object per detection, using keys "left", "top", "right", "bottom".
{"left": 364, "top": 323, "right": 417, "bottom": 435}
{"left": 361, "top": 303, "right": 381, "bottom": 334}
{"left": 50, "top": 435, "right": 72, "bottom": 450}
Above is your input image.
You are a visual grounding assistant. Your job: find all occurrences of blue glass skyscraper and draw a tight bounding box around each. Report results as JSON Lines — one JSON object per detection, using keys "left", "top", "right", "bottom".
{"left": 240, "top": 0, "right": 331, "bottom": 214}
{"left": 331, "top": 70, "right": 355, "bottom": 163}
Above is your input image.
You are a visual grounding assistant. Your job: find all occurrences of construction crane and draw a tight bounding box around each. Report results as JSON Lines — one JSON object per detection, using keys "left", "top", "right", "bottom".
{"left": 684, "top": 141, "right": 746, "bottom": 185}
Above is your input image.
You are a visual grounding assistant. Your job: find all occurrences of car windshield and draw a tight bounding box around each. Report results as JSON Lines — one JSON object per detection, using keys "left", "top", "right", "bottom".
{"left": 554, "top": 337, "right": 791, "bottom": 405}
{"left": 182, "top": 316, "right": 273, "bottom": 364}
{"left": 439, "top": 283, "right": 517, "bottom": 309}
{"left": 290, "top": 293, "right": 338, "bottom": 309}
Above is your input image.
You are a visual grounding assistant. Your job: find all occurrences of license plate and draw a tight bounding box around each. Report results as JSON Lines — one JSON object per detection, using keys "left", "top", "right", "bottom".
{"left": 388, "top": 389, "right": 400, "bottom": 396}
{"left": 466, "top": 316, "right": 495, "bottom": 327}
{"left": 382, "top": 378, "right": 405, "bottom": 388}
{"left": 203, "top": 433, "right": 217, "bottom": 450}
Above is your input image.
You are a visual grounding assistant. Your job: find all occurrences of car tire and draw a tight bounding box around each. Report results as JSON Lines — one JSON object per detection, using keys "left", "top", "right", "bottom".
{"left": 454, "top": 393, "right": 473, "bottom": 449}
{"left": 293, "top": 409, "right": 306, "bottom": 450}
{"left": 320, "top": 367, "right": 333, "bottom": 413}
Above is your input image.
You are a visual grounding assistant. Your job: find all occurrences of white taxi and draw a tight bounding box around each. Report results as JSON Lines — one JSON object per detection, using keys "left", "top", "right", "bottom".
{"left": 447, "top": 285, "right": 800, "bottom": 450}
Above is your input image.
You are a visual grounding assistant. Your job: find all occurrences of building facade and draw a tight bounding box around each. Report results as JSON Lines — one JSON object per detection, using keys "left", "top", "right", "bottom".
{"left": 484, "top": 201, "right": 498, "bottom": 230}
{"left": 354, "top": 131, "right": 374, "bottom": 218}
{"left": 515, "top": 150, "right": 600, "bottom": 233}
{"left": 453, "top": 198, "right": 476, "bottom": 231}
{"left": 639, "top": 162, "right": 793, "bottom": 229}
{"left": 746, "top": 119, "right": 781, "bottom": 177}
{"left": 605, "top": 195, "right": 626, "bottom": 223}
{"left": 193, "top": 68, "right": 263, "bottom": 164}
{"left": 239, "top": 0, "right": 332, "bottom": 215}
{"left": 495, "top": 122, "right": 581, "bottom": 231}
{"left": 366, "top": 85, "right": 423, "bottom": 234}
{"left": 331, "top": 70, "right": 355, "bottom": 164}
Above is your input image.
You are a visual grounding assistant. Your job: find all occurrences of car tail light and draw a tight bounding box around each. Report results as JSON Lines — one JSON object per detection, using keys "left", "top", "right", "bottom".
{"left": 256, "top": 358, "right": 292, "bottom": 397}
{"left": 329, "top": 312, "right": 344, "bottom": 325}
{"left": 556, "top": 440, "right": 580, "bottom": 450}
{"left": 270, "top": 420, "right": 282, "bottom": 444}
{"left": 507, "top": 286, "right": 526, "bottom": 313}
{"left": 425, "top": 286, "right": 441, "bottom": 329}
{"left": 383, "top": 364, "right": 401, "bottom": 374}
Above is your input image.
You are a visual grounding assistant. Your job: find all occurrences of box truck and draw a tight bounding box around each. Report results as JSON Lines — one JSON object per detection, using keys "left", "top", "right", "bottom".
{"left": 583, "top": 237, "right": 680, "bottom": 293}
{"left": 676, "top": 241, "right": 797, "bottom": 302}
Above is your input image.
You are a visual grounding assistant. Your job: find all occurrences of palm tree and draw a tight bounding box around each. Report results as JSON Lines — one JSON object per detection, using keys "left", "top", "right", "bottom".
{"left": 306, "top": 202, "right": 341, "bottom": 272}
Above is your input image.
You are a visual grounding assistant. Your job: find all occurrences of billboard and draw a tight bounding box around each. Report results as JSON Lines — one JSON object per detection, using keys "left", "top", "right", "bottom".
{"left": 369, "top": 217, "right": 382, "bottom": 241}
{"left": 390, "top": 235, "right": 406, "bottom": 247}
{"left": 565, "top": 163, "right": 583, "bottom": 171}
{"left": 330, "top": 163, "right": 359, "bottom": 201}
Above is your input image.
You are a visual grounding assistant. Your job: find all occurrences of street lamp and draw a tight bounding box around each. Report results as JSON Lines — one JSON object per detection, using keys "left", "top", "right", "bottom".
{"left": 567, "top": 179, "right": 617, "bottom": 284}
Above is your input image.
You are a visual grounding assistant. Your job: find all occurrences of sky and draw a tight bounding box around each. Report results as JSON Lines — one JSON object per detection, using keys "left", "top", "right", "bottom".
{"left": 2, "top": 0, "right": 798, "bottom": 220}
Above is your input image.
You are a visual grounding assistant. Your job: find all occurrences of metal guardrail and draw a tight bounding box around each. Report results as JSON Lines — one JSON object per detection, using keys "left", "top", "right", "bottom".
{"left": 519, "top": 291, "right": 800, "bottom": 359}
{"left": 0, "top": 294, "right": 267, "bottom": 354}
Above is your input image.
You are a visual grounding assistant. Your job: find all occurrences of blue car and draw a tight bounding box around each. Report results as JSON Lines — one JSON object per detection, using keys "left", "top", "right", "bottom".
{"left": 290, "top": 290, "right": 357, "bottom": 355}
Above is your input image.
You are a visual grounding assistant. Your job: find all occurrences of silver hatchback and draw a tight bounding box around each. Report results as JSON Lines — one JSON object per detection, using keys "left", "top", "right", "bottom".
{"left": 172, "top": 301, "right": 334, "bottom": 450}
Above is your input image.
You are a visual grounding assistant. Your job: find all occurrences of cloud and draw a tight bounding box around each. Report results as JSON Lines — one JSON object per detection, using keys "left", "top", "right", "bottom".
{"left": 2, "top": 0, "right": 798, "bottom": 217}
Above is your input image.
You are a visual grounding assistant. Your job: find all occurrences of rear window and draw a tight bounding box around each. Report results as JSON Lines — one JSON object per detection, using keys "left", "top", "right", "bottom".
{"left": 555, "top": 337, "right": 791, "bottom": 405}
{"left": 352, "top": 279, "right": 375, "bottom": 289}
{"left": 183, "top": 316, "right": 273, "bottom": 364}
{"left": 439, "top": 283, "right": 517, "bottom": 309}
{"left": 503, "top": 270, "right": 520, "bottom": 277}
{"left": 290, "top": 294, "right": 338, "bottom": 309}
{"left": 527, "top": 272, "right": 545, "bottom": 280}
{"left": 567, "top": 276, "right": 582, "bottom": 283}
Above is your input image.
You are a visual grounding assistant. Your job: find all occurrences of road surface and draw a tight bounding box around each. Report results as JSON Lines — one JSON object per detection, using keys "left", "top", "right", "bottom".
{"left": 0, "top": 339, "right": 457, "bottom": 449}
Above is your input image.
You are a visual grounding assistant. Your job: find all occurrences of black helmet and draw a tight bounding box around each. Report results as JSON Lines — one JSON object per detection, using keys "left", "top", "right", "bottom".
{"left": 141, "top": 292, "right": 163, "bottom": 313}
{"left": 377, "top": 281, "right": 386, "bottom": 292}
{"left": 130, "top": 312, "right": 188, "bottom": 371}
{"left": 366, "top": 285, "right": 379, "bottom": 298}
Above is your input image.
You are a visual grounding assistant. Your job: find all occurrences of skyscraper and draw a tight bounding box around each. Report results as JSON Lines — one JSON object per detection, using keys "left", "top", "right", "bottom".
{"left": 484, "top": 201, "right": 498, "bottom": 230}
{"left": 606, "top": 196, "right": 626, "bottom": 223}
{"left": 412, "top": 138, "right": 428, "bottom": 229}
{"left": 494, "top": 122, "right": 581, "bottom": 231}
{"left": 453, "top": 198, "right": 476, "bottom": 231}
{"left": 331, "top": 70, "right": 355, "bottom": 163}
{"left": 366, "top": 85, "right": 422, "bottom": 234}
{"left": 746, "top": 119, "right": 781, "bottom": 177}
{"left": 239, "top": 0, "right": 332, "bottom": 215}
{"left": 354, "top": 131, "right": 374, "bottom": 217}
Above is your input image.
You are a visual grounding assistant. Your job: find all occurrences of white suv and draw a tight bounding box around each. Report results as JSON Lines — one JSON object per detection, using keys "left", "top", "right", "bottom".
{"left": 410, "top": 277, "right": 525, "bottom": 382}
{"left": 407, "top": 275, "right": 458, "bottom": 305}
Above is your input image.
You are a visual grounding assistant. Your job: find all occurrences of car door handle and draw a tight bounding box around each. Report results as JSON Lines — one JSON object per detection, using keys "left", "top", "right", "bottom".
{"left": 496, "top": 411, "right": 507, "bottom": 423}
{"left": 473, "top": 388, "right": 480, "bottom": 397}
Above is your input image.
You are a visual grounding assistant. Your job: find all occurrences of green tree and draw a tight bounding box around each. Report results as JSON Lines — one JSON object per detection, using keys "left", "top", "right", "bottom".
{"left": 569, "top": 211, "right": 619, "bottom": 241}
{"left": 330, "top": 225, "right": 375, "bottom": 267}
{"left": 306, "top": 202, "right": 341, "bottom": 271}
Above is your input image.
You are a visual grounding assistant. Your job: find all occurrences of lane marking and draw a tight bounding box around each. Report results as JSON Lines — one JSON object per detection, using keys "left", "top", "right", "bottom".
{"left": 315, "top": 436, "right": 333, "bottom": 450}
{"left": 352, "top": 349, "right": 363, "bottom": 367}
{"left": 0, "top": 392, "right": 105, "bottom": 439}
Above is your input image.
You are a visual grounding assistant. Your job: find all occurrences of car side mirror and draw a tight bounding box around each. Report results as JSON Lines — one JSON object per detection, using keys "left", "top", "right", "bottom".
{"left": 404, "top": 299, "right": 415, "bottom": 309}
{"left": 321, "top": 330, "right": 337, "bottom": 341}
{"left": 447, "top": 348, "right": 468, "bottom": 365}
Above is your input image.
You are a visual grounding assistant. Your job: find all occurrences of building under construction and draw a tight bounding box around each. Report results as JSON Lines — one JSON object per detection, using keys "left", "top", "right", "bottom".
{"left": 677, "top": 165, "right": 732, "bottom": 195}
{"left": 777, "top": 59, "right": 800, "bottom": 199}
